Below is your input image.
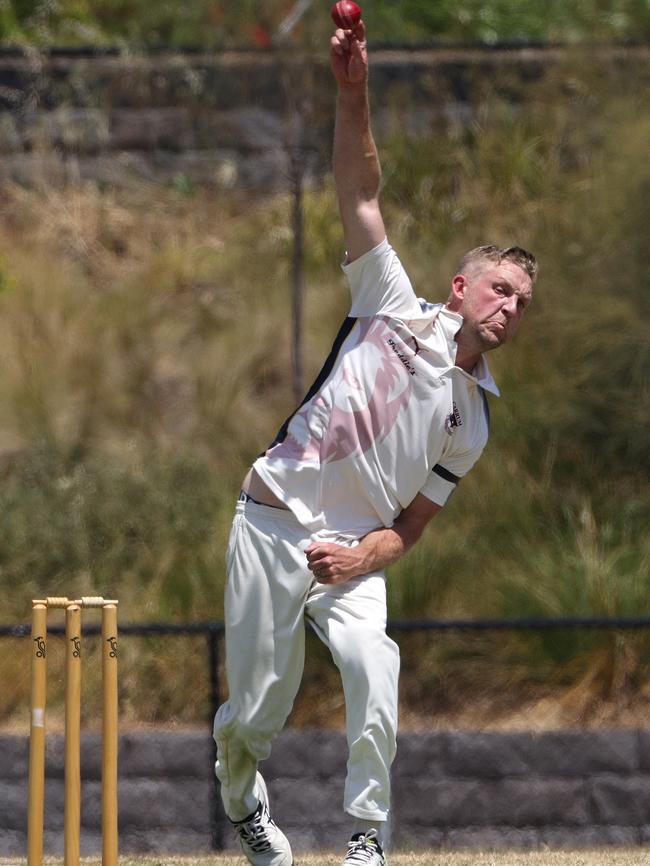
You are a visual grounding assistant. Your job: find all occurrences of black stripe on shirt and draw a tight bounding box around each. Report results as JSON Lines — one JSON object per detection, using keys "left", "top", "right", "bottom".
{"left": 433, "top": 464, "right": 461, "bottom": 485}
{"left": 265, "top": 316, "right": 358, "bottom": 451}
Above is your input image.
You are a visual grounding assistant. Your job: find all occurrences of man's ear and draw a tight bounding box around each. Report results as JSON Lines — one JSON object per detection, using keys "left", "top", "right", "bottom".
{"left": 448, "top": 274, "right": 467, "bottom": 311}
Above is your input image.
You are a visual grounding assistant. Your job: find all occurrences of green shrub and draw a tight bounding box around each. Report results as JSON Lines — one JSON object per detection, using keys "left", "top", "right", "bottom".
{"left": 4, "top": 0, "right": 650, "bottom": 47}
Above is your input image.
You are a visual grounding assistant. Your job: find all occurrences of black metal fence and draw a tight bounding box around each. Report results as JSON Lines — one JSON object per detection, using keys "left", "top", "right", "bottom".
{"left": 4, "top": 615, "right": 650, "bottom": 724}
{"left": 3, "top": 615, "right": 650, "bottom": 850}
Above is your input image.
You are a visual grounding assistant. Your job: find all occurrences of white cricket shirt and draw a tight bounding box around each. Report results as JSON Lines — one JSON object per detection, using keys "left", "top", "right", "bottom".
{"left": 253, "top": 238, "right": 499, "bottom": 541}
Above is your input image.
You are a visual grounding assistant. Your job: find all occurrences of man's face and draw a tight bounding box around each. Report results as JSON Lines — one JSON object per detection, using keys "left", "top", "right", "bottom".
{"left": 455, "top": 260, "right": 533, "bottom": 353}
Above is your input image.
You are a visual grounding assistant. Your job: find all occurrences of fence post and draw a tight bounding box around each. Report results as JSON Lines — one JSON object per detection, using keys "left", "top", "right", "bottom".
{"left": 207, "top": 628, "right": 226, "bottom": 850}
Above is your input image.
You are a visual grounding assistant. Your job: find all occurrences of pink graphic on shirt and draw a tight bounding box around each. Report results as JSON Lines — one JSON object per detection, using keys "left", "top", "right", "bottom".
{"left": 267, "top": 318, "right": 416, "bottom": 465}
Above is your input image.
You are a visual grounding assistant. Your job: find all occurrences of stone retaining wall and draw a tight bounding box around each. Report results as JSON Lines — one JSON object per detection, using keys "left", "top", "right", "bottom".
{"left": 0, "top": 46, "right": 647, "bottom": 189}
{"left": 2, "top": 729, "right": 650, "bottom": 854}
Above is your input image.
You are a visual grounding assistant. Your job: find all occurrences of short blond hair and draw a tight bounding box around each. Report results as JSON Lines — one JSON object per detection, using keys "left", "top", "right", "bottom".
{"left": 458, "top": 245, "right": 538, "bottom": 282}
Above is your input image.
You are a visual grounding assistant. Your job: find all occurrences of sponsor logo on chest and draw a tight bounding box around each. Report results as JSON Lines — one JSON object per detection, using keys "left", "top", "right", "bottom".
{"left": 387, "top": 336, "right": 420, "bottom": 377}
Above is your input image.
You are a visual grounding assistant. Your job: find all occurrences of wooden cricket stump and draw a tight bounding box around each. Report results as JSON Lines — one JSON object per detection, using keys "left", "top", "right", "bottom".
{"left": 27, "top": 596, "right": 119, "bottom": 866}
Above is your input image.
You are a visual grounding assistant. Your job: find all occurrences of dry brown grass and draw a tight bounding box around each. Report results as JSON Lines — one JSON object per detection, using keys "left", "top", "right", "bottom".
{"left": 5, "top": 853, "right": 650, "bottom": 866}
{"left": 132, "top": 855, "right": 650, "bottom": 866}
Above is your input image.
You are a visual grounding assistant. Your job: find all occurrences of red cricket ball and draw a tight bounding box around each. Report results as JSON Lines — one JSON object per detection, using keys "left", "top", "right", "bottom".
{"left": 331, "top": 0, "right": 362, "bottom": 30}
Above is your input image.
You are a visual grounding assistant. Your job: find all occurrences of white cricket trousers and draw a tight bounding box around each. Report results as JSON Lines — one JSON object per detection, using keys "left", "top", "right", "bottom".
{"left": 213, "top": 500, "right": 400, "bottom": 824}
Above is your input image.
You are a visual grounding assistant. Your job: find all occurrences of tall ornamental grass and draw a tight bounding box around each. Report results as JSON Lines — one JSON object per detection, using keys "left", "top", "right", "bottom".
{"left": 0, "top": 55, "right": 648, "bottom": 727}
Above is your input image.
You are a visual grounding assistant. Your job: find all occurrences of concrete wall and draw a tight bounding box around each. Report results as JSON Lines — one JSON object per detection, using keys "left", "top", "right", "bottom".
{"left": 1, "top": 46, "right": 647, "bottom": 190}
{"left": 2, "top": 729, "right": 650, "bottom": 854}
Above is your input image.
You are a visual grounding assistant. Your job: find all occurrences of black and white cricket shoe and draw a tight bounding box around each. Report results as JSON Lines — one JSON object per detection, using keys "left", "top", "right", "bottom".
{"left": 231, "top": 773, "right": 293, "bottom": 866}
{"left": 342, "top": 829, "right": 387, "bottom": 866}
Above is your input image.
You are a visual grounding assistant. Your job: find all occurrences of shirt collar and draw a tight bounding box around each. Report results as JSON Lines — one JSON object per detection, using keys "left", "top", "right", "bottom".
{"left": 470, "top": 354, "right": 500, "bottom": 396}
{"left": 436, "top": 305, "right": 501, "bottom": 397}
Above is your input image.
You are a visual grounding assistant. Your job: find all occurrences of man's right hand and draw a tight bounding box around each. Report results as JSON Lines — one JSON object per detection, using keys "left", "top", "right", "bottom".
{"left": 330, "top": 22, "right": 368, "bottom": 90}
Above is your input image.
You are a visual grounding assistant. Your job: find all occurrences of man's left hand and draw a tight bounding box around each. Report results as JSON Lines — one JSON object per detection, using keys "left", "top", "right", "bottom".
{"left": 305, "top": 495, "right": 441, "bottom": 585}
{"left": 305, "top": 542, "right": 368, "bottom": 585}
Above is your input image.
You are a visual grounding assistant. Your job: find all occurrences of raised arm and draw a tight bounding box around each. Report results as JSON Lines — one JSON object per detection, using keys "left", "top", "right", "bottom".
{"left": 330, "top": 20, "right": 386, "bottom": 262}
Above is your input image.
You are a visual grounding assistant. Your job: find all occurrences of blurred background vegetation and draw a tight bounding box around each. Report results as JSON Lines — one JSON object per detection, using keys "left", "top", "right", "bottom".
{"left": 0, "top": 1, "right": 649, "bottom": 729}
{"left": 1, "top": 0, "right": 650, "bottom": 47}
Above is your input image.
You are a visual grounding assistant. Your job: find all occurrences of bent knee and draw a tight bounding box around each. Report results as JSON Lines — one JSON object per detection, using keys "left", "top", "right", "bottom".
{"left": 213, "top": 702, "right": 273, "bottom": 761}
